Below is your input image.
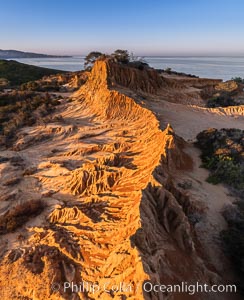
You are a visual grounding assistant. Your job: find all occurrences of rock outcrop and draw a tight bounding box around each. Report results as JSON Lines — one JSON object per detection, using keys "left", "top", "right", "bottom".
{"left": 0, "top": 59, "right": 239, "bottom": 300}
{"left": 215, "top": 80, "right": 240, "bottom": 93}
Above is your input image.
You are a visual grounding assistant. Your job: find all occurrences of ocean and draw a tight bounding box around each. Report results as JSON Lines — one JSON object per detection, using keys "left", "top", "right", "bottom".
{"left": 13, "top": 56, "right": 244, "bottom": 81}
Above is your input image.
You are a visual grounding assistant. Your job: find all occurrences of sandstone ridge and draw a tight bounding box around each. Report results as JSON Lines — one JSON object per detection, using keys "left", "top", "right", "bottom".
{"left": 0, "top": 59, "right": 240, "bottom": 300}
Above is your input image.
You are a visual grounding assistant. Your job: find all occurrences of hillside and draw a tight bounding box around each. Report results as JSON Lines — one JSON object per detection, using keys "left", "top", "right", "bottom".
{"left": 0, "top": 59, "right": 67, "bottom": 86}
{"left": 0, "top": 49, "right": 71, "bottom": 59}
{"left": 0, "top": 59, "right": 243, "bottom": 299}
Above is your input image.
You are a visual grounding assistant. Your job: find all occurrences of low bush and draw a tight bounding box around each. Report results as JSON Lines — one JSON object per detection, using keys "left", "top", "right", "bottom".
{"left": 232, "top": 77, "right": 244, "bottom": 84}
{"left": 20, "top": 81, "right": 60, "bottom": 92}
{"left": 196, "top": 128, "right": 244, "bottom": 192}
{"left": 206, "top": 95, "right": 236, "bottom": 108}
{"left": 201, "top": 155, "right": 244, "bottom": 190}
{"left": 0, "top": 91, "right": 60, "bottom": 145}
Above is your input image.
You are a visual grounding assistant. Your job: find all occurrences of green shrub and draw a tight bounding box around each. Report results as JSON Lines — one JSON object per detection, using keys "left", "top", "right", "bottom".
{"left": 206, "top": 95, "right": 235, "bottom": 108}
{"left": 0, "top": 91, "right": 60, "bottom": 145}
{"left": 206, "top": 175, "right": 221, "bottom": 185}
{"left": 196, "top": 128, "right": 244, "bottom": 192}
{"left": 112, "top": 49, "right": 130, "bottom": 64}
{"left": 231, "top": 77, "right": 244, "bottom": 84}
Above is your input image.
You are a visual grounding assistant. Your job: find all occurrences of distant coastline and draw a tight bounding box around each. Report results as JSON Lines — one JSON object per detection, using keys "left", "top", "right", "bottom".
{"left": 0, "top": 49, "right": 72, "bottom": 59}
{"left": 8, "top": 56, "right": 244, "bottom": 81}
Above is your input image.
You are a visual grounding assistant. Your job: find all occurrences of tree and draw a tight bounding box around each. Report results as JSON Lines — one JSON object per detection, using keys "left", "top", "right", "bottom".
{"left": 231, "top": 77, "right": 244, "bottom": 84}
{"left": 112, "top": 49, "right": 130, "bottom": 64}
{"left": 84, "top": 51, "right": 103, "bottom": 70}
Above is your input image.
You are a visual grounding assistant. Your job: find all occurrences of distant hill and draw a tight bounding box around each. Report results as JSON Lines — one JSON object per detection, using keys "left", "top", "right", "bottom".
{"left": 0, "top": 49, "right": 71, "bottom": 59}
{"left": 0, "top": 59, "right": 67, "bottom": 86}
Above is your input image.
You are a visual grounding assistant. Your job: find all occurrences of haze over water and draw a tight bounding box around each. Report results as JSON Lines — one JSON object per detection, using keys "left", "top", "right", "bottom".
{"left": 14, "top": 56, "right": 244, "bottom": 81}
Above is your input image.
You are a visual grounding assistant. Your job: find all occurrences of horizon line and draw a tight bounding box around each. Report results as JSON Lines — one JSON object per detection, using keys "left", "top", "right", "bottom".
{"left": 1, "top": 48, "right": 244, "bottom": 58}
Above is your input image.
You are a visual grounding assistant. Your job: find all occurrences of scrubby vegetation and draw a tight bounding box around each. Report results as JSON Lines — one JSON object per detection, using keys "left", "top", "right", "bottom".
{"left": 84, "top": 49, "right": 150, "bottom": 71}
{"left": 156, "top": 67, "right": 198, "bottom": 78}
{"left": 84, "top": 49, "right": 131, "bottom": 69}
{"left": 20, "top": 80, "right": 60, "bottom": 92}
{"left": 84, "top": 51, "right": 103, "bottom": 70}
{"left": 111, "top": 49, "right": 130, "bottom": 64}
{"left": 0, "top": 200, "right": 44, "bottom": 234}
{"left": 196, "top": 128, "right": 244, "bottom": 294}
{"left": 232, "top": 77, "right": 244, "bottom": 84}
{"left": 0, "top": 59, "right": 66, "bottom": 86}
{"left": 196, "top": 128, "right": 244, "bottom": 192}
{"left": 206, "top": 94, "right": 236, "bottom": 108}
{"left": 0, "top": 91, "right": 61, "bottom": 145}
{"left": 20, "top": 71, "right": 88, "bottom": 92}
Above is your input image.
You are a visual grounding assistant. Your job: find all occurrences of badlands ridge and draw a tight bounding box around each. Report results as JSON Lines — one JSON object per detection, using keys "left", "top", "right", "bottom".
{"left": 0, "top": 59, "right": 244, "bottom": 299}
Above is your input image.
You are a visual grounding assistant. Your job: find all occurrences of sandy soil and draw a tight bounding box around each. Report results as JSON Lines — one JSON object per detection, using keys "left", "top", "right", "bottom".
{"left": 148, "top": 99, "right": 244, "bottom": 140}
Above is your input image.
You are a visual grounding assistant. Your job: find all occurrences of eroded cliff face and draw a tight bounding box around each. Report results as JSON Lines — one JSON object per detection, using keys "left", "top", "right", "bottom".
{"left": 0, "top": 60, "right": 236, "bottom": 299}
{"left": 106, "top": 60, "right": 166, "bottom": 94}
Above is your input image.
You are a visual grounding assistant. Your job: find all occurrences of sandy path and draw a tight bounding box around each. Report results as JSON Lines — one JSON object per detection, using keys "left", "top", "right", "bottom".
{"left": 148, "top": 100, "right": 244, "bottom": 140}
{"left": 178, "top": 145, "right": 237, "bottom": 277}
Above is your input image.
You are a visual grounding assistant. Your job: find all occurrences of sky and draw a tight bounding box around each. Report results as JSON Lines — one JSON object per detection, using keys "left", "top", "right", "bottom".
{"left": 1, "top": 0, "right": 244, "bottom": 56}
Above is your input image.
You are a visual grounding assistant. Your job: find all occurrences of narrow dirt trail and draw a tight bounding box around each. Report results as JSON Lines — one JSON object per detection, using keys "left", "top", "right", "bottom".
{"left": 176, "top": 145, "right": 237, "bottom": 277}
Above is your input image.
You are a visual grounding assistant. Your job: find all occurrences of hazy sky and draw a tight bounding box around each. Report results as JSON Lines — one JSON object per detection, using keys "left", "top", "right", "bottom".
{"left": 1, "top": 0, "right": 244, "bottom": 56}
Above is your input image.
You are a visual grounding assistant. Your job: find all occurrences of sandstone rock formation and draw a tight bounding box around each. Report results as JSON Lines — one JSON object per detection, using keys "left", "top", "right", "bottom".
{"left": 0, "top": 59, "right": 243, "bottom": 300}
{"left": 215, "top": 80, "right": 240, "bottom": 93}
